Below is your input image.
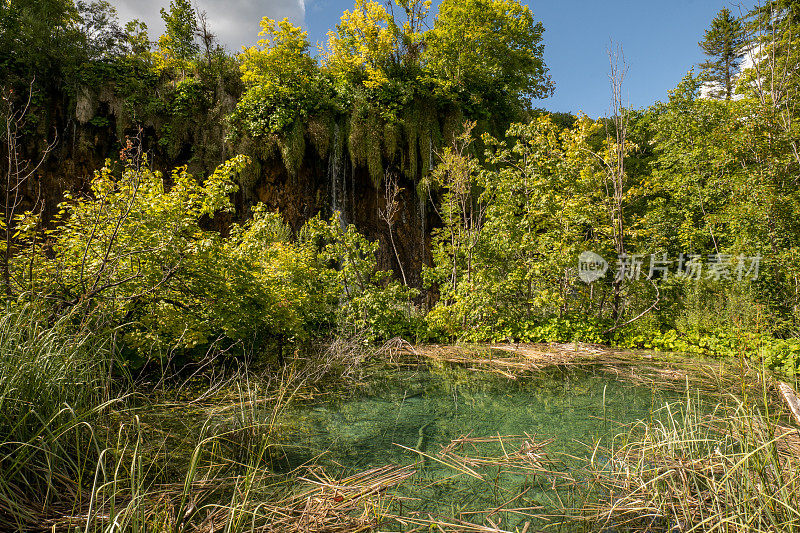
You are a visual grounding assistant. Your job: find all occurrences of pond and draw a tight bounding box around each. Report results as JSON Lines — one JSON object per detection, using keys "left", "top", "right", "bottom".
{"left": 276, "top": 363, "right": 694, "bottom": 530}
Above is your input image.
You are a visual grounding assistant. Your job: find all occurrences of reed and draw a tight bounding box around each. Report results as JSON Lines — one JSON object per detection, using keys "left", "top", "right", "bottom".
{"left": 567, "top": 394, "right": 800, "bottom": 532}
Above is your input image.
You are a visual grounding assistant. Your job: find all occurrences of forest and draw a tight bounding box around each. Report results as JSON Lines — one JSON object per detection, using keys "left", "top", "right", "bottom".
{"left": 1, "top": 0, "right": 800, "bottom": 531}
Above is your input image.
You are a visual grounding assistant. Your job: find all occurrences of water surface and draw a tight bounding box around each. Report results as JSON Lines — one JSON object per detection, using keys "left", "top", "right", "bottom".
{"left": 278, "top": 364, "right": 685, "bottom": 529}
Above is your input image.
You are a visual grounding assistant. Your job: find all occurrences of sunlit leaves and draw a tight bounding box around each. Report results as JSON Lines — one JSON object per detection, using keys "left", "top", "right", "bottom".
{"left": 425, "top": 0, "right": 552, "bottom": 112}
{"left": 230, "top": 17, "right": 329, "bottom": 137}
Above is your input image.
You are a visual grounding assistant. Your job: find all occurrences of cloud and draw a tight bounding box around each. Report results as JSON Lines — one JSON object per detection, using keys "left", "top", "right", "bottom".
{"left": 108, "top": 0, "right": 306, "bottom": 52}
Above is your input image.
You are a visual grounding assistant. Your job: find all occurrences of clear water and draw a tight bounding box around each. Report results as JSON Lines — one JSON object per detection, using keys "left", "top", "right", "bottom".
{"left": 277, "top": 364, "right": 684, "bottom": 530}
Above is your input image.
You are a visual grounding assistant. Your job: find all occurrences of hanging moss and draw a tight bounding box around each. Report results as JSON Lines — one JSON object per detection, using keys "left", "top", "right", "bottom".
{"left": 236, "top": 133, "right": 279, "bottom": 162}
{"left": 416, "top": 176, "right": 432, "bottom": 205}
{"left": 348, "top": 112, "right": 368, "bottom": 169}
{"left": 403, "top": 99, "right": 442, "bottom": 182}
{"left": 442, "top": 107, "right": 466, "bottom": 147}
{"left": 307, "top": 113, "right": 334, "bottom": 159}
{"left": 422, "top": 101, "right": 442, "bottom": 180}
{"left": 279, "top": 120, "right": 305, "bottom": 180}
{"left": 383, "top": 121, "right": 401, "bottom": 161}
{"left": 365, "top": 113, "right": 384, "bottom": 187}
{"left": 402, "top": 106, "right": 420, "bottom": 181}
{"left": 237, "top": 156, "right": 262, "bottom": 198}
{"left": 345, "top": 105, "right": 385, "bottom": 187}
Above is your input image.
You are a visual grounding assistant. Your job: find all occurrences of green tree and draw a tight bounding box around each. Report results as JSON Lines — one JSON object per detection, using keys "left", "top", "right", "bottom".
{"left": 157, "top": 0, "right": 198, "bottom": 70}
{"left": 699, "top": 7, "right": 746, "bottom": 100}
{"left": 425, "top": 0, "right": 552, "bottom": 115}
{"left": 0, "top": 0, "right": 83, "bottom": 79}
{"left": 323, "top": 0, "right": 399, "bottom": 90}
{"left": 76, "top": 0, "right": 124, "bottom": 60}
{"left": 228, "top": 17, "right": 331, "bottom": 175}
{"left": 123, "top": 19, "right": 151, "bottom": 60}
{"left": 424, "top": 117, "right": 610, "bottom": 341}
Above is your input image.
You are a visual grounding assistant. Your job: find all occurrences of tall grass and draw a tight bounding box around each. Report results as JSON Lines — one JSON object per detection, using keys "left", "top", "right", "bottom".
{"left": 4, "top": 305, "right": 797, "bottom": 532}
{"left": 0, "top": 304, "right": 402, "bottom": 532}
{"left": 0, "top": 304, "right": 121, "bottom": 530}
{"left": 571, "top": 392, "right": 800, "bottom": 532}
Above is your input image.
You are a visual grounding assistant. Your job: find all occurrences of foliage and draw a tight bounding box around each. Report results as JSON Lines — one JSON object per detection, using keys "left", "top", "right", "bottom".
{"left": 425, "top": 0, "right": 553, "bottom": 115}
{"left": 424, "top": 117, "right": 609, "bottom": 341}
{"left": 0, "top": 0, "right": 84, "bottom": 80}
{"left": 22, "top": 157, "right": 244, "bottom": 356}
{"left": 230, "top": 18, "right": 330, "bottom": 139}
{"left": 3, "top": 149, "right": 417, "bottom": 360}
{"left": 155, "top": 0, "right": 199, "bottom": 70}
{"left": 302, "top": 214, "right": 419, "bottom": 342}
{"left": 324, "top": 0, "right": 399, "bottom": 91}
{"left": 0, "top": 303, "right": 119, "bottom": 530}
{"left": 698, "top": 7, "right": 746, "bottom": 100}
{"left": 760, "top": 338, "right": 800, "bottom": 376}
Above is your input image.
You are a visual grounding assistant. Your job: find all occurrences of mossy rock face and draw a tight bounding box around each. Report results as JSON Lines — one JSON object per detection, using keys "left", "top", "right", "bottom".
{"left": 442, "top": 107, "right": 466, "bottom": 147}
{"left": 401, "top": 98, "right": 441, "bottom": 182}
{"left": 383, "top": 121, "right": 401, "bottom": 161}
{"left": 348, "top": 112, "right": 368, "bottom": 169}
{"left": 365, "top": 114, "right": 384, "bottom": 187}
{"left": 236, "top": 156, "right": 262, "bottom": 199}
{"left": 402, "top": 107, "right": 420, "bottom": 180}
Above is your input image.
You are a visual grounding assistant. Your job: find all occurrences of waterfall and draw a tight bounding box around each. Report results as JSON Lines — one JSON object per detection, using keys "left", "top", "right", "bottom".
{"left": 328, "top": 122, "right": 346, "bottom": 228}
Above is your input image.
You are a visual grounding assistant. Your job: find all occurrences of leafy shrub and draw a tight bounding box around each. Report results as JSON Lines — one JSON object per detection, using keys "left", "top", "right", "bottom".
{"left": 301, "top": 214, "right": 419, "bottom": 343}
{"left": 759, "top": 338, "right": 800, "bottom": 377}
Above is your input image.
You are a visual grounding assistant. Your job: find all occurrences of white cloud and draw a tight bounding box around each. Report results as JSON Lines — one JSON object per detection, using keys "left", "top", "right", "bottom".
{"left": 109, "top": 0, "right": 306, "bottom": 52}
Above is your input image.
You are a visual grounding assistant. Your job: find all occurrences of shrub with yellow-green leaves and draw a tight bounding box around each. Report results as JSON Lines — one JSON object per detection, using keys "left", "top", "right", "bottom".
{"left": 15, "top": 156, "right": 338, "bottom": 362}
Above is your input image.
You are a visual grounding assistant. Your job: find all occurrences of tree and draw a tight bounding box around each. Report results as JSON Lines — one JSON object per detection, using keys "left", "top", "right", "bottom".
{"left": 323, "top": 0, "right": 399, "bottom": 90}
{"left": 0, "top": 0, "right": 84, "bottom": 80}
{"left": 425, "top": 0, "right": 553, "bottom": 114}
{"left": 123, "top": 19, "right": 151, "bottom": 61}
{"left": 76, "top": 0, "right": 124, "bottom": 60}
{"left": 699, "top": 7, "right": 746, "bottom": 100}
{"left": 229, "top": 18, "right": 328, "bottom": 138}
{"left": 1, "top": 82, "right": 56, "bottom": 295}
{"left": 379, "top": 170, "right": 408, "bottom": 286}
{"left": 423, "top": 121, "right": 486, "bottom": 335}
{"left": 605, "top": 43, "right": 630, "bottom": 321}
{"left": 156, "top": 0, "right": 198, "bottom": 71}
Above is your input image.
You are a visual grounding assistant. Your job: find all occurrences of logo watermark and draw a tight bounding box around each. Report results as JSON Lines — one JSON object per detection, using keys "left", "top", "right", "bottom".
{"left": 578, "top": 251, "right": 609, "bottom": 283}
{"left": 578, "top": 252, "right": 761, "bottom": 283}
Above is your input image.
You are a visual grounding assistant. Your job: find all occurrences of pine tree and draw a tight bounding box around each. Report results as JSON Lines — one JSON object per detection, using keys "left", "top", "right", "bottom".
{"left": 699, "top": 8, "right": 746, "bottom": 100}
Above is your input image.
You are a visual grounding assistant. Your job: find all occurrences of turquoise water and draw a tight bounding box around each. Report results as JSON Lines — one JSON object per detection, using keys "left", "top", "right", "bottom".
{"left": 278, "top": 364, "right": 684, "bottom": 530}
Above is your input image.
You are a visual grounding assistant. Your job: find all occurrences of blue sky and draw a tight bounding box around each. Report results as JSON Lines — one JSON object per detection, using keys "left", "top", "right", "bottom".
{"left": 111, "top": 0, "right": 755, "bottom": 118}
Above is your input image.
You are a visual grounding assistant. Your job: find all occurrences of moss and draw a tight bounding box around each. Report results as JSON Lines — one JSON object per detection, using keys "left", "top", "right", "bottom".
{"left": 347, "top": 113, "right": 367, "bottom": 169}
{"left": 402, "top": 106, "right": 420, "bottom": 181}
{"left": 365, "top": 114, "right": 383, "bottom": 187}
{"left": 383, "top": 121, "right": 401, "bottom": 161}
{"left": 346, "top": 106, "right": 385, "bottom": 186}
{"left": 279, "top": 121, "right": 305, "bottom": 180}
{"left": 442, "top": 107, "right": 466, "bottom": 147}
{"left": 237, "top": 156, "right": 262, "bottom": 197}
{"left": 307, "top": 113, "right": 334, "bottom": 160}
{"left": 403, "top": 99, "right": 441, "bottom": 182}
